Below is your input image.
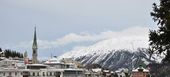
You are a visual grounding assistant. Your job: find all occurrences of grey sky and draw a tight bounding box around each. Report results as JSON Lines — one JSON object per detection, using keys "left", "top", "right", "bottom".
{"left": 0, "top": 0, "right": 158, "bottom": 59}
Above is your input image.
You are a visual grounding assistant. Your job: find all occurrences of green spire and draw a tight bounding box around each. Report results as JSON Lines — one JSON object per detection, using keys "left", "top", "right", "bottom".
{"left": 32, "top": 27, "right": 38, "bottom": 49}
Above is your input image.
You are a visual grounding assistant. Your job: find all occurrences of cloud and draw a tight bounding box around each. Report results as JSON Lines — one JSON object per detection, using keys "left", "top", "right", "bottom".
{"left": 52, "top": 26, "right": 149, "bottom": 47}
{"left": 59, "top": 26, "right": 149, "bottom": 58}
{"left": 55, "top": 33, "right": 94, "bottom": 45}
{"left": 84, "top": 31, "right": 148, "bottom": 51}
{"left": 7, "top": 26, "right": 149, "bottom": 52}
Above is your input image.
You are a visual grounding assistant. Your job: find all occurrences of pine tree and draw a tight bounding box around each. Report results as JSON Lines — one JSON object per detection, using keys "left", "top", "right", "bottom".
{"left": 4, "top": 49, "right": 23, "bottom": 58}
{"left": 150, "top": 0, "right": 170, "bottom": 63}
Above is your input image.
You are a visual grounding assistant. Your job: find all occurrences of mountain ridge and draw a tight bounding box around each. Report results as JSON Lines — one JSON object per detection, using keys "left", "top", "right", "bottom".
{"left": 58, "top": 36, "right": 163, "bottom": 71}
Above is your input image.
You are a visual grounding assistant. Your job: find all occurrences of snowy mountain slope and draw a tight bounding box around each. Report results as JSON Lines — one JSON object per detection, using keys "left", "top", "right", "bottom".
{"left": 58, "top": 36, "right": 163, "bottom": 70}
{"left": 75, "top": 49, "right": 156, "bottom": 70}
{"left": 59, "top": 36, "right": 148, "bottom": 59}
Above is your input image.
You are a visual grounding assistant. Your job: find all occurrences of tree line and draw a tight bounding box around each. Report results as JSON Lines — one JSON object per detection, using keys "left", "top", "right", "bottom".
{"left": 0, "top": 48, "right": 23, "bottom": 58}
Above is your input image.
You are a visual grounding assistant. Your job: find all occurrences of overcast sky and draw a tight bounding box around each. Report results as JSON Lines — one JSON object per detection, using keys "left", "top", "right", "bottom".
{"left": 0, "top": 0, "right": 158, "bottom": 59}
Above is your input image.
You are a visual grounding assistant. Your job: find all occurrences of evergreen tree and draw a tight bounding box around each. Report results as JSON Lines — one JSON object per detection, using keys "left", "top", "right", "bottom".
{"left": 4, "top": 49, "right": 23, "bottom": 58}
{"left": 150, "top": 0, "right": 170, "bottom": 63}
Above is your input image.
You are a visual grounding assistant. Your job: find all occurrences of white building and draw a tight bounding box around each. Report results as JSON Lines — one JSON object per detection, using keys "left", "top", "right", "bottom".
{"left": 0, "top": 58, "right": 85, "bottom": 77}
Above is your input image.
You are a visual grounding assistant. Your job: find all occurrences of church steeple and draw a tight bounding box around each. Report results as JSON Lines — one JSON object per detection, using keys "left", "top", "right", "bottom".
{"left": 32, "top": 27, "right": 38, "bottom": 49}
{"left": 32, "top": 27, "right": 38, "bottom": 64}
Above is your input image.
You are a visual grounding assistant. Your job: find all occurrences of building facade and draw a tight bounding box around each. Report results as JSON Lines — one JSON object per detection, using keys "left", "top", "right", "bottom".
{"left": 132, "top": 65, "right": 150, "bottom": 77}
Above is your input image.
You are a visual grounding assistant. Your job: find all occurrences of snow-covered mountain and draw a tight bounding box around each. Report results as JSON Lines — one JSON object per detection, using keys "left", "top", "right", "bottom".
{"left": 59, "top": 36, "right": 148, "bottom": 58}
{"left": 58, "top": 36, "right": 164, "bottom": 71}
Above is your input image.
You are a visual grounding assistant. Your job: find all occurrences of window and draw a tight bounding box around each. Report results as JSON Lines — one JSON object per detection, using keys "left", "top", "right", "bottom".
{"left": 3, "top": 72, "right": 5, "bottom": 76}
{"left": 55, "top": 72, "right": 60, "bottom": 77}
{"left": 50, "top": 72, "right": 52, "bottom": 76}
{"left": 37, "top": 72, "right": 39, "bottom": 76}
{"left": 15, "top": 72, "right": 17, "bottom": 76}
{"left": 66, "top": 65, "right": 69, "bottom": 68}
{"left": 9, "top": 72, "right": 11, "bottom": 76}
{"left": 43, "top": 72, "right": 45, "bottom": 76}
{"left": 32, "top": 72, "right": 35, "bottom": 76}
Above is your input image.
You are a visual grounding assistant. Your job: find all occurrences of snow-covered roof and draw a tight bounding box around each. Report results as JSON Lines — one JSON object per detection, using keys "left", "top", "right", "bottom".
{"left": 115, "top": 68, "right": 128, "bottom": 73}
{"left": 44, "top": 57, "right": 62, "bottom": 64}
{"left": 103, "top": 69, "right": 110, "bottom": 72}
{"left": 92, "top": 68, "right": 102, "bottom": 72}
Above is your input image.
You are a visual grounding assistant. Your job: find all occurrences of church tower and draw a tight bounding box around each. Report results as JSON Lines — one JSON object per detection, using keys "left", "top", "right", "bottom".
{"left": 32, "top": 27, "right": 38, "bottom": 64}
